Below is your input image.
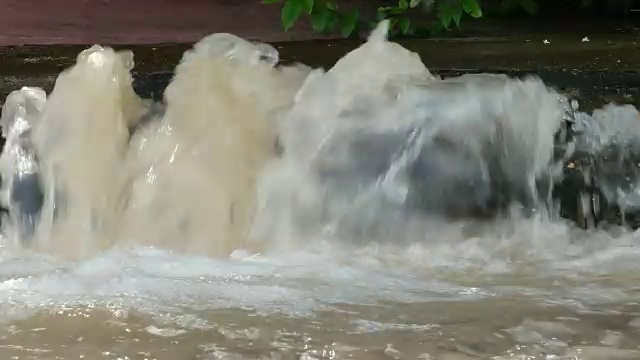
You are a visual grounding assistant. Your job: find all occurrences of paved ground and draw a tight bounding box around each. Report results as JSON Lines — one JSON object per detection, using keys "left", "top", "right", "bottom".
{"left": 0, "top": 34, "right": 638, "bottom": 110}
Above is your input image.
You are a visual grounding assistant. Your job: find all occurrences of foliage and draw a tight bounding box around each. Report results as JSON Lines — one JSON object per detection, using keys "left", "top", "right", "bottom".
{"left": 262, "top": 0, "right": 541, "bottom": 38}
{"left": 261, "top": 0, "right": 359, "bottom": 37}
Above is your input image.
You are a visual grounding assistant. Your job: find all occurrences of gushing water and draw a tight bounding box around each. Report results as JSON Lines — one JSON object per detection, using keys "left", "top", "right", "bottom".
{"left": 119, "top": 33, "right": 309, "bottom": 256}
{"left": 0, "top": 86, "right": 46, "bottom": 245}
{"left": 1, "top": 21, "right": 640, "bottom": 359}
{"left": 27, "top": 45, "right": 150, "bottom": 259}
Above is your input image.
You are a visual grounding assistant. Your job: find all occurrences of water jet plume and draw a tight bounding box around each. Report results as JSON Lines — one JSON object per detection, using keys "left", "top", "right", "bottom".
{"left": 120, "top": 33, "right": 309, "bottom": 256}
{"left": 30, "top": 45, "right": 148, "bottom": 259}
{"left": 0, "top": 86, "right": 47, "bottom": 247}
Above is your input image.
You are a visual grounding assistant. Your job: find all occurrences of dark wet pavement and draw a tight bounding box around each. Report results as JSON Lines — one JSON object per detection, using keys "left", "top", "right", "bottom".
{"left": 0, "top": 33, "right": 639, "bottom": 109}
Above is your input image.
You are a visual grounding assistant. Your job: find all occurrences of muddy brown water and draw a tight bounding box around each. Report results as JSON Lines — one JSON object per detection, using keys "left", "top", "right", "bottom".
{"left": 1, "top": 35, "right": 640, "bottom": 360}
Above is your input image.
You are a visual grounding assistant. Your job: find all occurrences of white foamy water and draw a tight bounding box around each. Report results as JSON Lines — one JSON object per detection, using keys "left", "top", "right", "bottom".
{"left": 1, "top": 21, "right": 640, "bottom": 359}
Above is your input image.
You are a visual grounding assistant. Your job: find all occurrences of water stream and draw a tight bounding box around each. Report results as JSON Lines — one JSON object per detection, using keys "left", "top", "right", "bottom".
{"left": 1, "top": 21, "right": 640, "bottom": 359}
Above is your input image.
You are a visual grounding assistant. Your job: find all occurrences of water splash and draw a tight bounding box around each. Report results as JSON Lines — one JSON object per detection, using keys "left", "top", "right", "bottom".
{"left": 3, "top": 22, "right": 640, "bottom": 359}
{"left": 0, "top": 87, "right": 46, "bottom": 245}
{"left": 0, "top": 21, "right": 638, "bottom": 260}
{"left": 26, "top": 45, "right": 149, "bottom": 259}
{"left": 118, "top": 33, "right": 309, "bottom": 256}
{"left": 253, "top": 66, "right": 567, "bottom": 249}
{"left": 573, "top": 104, "right": 640, "bottom": 215}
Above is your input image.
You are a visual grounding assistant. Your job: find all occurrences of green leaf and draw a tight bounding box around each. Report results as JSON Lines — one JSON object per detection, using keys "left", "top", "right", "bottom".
{"left": 452, "top": 6, "right": 462, "bottom": 27}
{"left": 388, "top": 17, "right": 399, "bottom": 36}
{"left": 409, "top": 0, "right": 421, "bottom": 8}
{"left": 340, "top": 9, "right": 359, "bottom": 37}
{"left": 398, "top": 0, "right": 409, "bottom": 9}
{"left": 440, "top": 15, "right": 452, "bottom": 29}
{"left": 462, "top": 0, "right": 483, "bottom": 18}
{"left": 399, "top": 17, "right": 411, "bottom": 34}
{"left": 379, "top": 4, "right": 409, "bottom": 15}
{"left": 325, "top": 11, "right": 338, "bottom": 33}
{"left": 518, "top": 0, "right": 538, "bottom": 14}
{"left": 304, "top": 0, "right": 314, "bottom": 14}
{"left": 498, "top": 0, "right": 512, "bottom": 14}
{"left": 437, "top": 2, "right": 453, "bottom": 29}
{"left": 326, "top": 1, "right": 337, "bottom": 10}
{"left": 389, "top": 7, "right": 408, "bottom": 15}
{"left": 262, "top": 0, "right": 282, "bottom": 4}
{"left": 310, "top": 4, "right": 329, "bottom": 32}
{"left": 429, "top": 20, "right": 445, "bottom": 35}
{"left": 281, "top": 0, "right": 304, "bottom": 31}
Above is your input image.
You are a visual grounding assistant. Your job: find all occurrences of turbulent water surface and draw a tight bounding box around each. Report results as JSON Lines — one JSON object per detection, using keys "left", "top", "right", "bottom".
{"left": 1, "top": 21, "right": 640, "bottom": 359}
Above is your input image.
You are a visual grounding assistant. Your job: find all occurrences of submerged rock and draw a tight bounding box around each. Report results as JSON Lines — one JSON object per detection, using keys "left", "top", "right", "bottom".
{"left": 556, "top": 103, "right": 640, "bottom": 229}
{"left": 296, "top": 73, "right": 567, "bottom": 226}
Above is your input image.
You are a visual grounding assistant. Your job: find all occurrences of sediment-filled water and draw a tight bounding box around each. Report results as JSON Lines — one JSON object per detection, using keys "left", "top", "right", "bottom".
{"left": 1, "top": 21, "right": 640, "bottom": 359}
